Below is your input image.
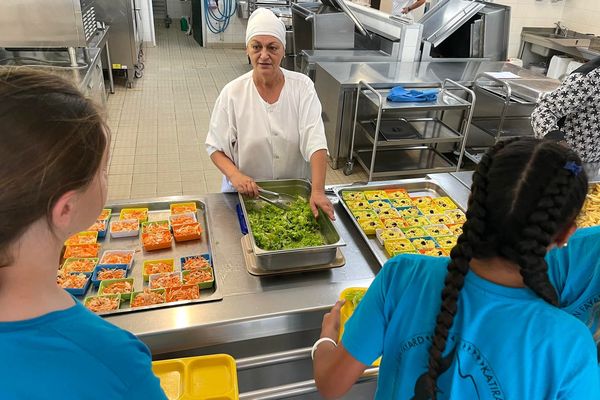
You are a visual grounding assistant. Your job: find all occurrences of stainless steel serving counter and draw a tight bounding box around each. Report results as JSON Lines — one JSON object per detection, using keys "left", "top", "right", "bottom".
{"left": 105, "top": 174, "right": 470, "bottom": 356}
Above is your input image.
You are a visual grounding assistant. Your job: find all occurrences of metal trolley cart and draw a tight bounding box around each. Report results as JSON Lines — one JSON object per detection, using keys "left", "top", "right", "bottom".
{"left": 345, "top": 79, "right": 476, "bottom": 181}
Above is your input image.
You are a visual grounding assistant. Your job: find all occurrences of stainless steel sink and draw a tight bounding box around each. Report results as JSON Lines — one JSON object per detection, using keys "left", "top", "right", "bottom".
{"left": 522, "top": 28, "right": 593, "bottom": 48}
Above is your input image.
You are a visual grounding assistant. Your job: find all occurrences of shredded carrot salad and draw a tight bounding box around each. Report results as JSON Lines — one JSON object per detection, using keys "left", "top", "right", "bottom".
{"left": 121, "top": 209, "right": 147, "bottom": 221}
{"left": 142, "top": 231, "right": 172, "bottom": 246}
{"left": 144, "top": 262, "right": 173, "bottom": 275}
{"left": 150, "top": 273, "right": 182, "bottom": 289}
{"left": 166, "top": 285, "right": 200, "bottom": 302}
{"left": 170, "top": 214, "right": 196, "bottom": 225}
{"left": 171, "top": 204, "right": 196, "bottom": 214}
{"left": 142, "top": 221, "right": 169, "bottom": 233}
{"left": 131, "top": 289, "right": 165, "bottom": 307}
{"left": 86, "top": 296, "right": 119, "bottom": 312}
{"left": 64, "top": 244, "right": 100, "bottom": 259}
{"left": 88, "top": 220, "right": 107, "bottom": 232}
{"left": 111, "top": 220, "right": 139, "bottom": 232}
{"left": 57, "top": 272, "right": 88, "bottom": 289}
{"left": 65, "top": 233, "right": 97, "bottom": 245}
{"left": 102, "top": 280, "right": 133, "bottom": 294}
{"left": 184, "top": 269, "right": 212, "bottom": 285}
{"left": 63, "top": 259, "right": 96, "bottom": 273}
{"left": 182, "top": 257, "right": 210, "bottom": 271}
{"left": 97, "top": 268, "right": 126, "bottom": 280}
{"left": 173, "top": 223, "right": 202, "bottom": 237}
{"left": 101, "top": 252, "right": 133, "bottom": 265}
{"left": 98, "top": 209, "right": 112, "bottom": 220}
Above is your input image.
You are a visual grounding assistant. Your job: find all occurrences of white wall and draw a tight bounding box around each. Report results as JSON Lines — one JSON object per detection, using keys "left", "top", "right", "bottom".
{"left": 166, "top": 0, "right": 191, "bottom": 18}
{"left": 204, "top": 16, "right": 247, "bottom": 46}
{"left": 498, "top": 0, "right": 565, "bottom": 58}
{"left": 562, "top": 0, "right": 600, "bottom": 36}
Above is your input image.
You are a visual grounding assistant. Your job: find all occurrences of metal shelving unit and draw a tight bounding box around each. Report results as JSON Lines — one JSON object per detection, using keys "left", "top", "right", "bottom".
{"left": 345, "top": 79, "right": 475, "bottom": 181}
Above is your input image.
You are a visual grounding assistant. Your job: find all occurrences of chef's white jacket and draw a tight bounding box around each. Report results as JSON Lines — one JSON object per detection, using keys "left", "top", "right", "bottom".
{"left": 205, "top": 69, "right": 328, "bottom": 192}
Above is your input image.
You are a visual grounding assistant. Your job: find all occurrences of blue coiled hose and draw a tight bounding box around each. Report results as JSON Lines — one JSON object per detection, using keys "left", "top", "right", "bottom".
{"left": 204, "top": 0, "right": 237, "bottom": 33}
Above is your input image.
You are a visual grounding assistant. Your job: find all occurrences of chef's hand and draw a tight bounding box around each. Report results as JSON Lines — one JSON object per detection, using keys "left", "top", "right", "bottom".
{"left": 321, "top": 300, "right": 345, "bottom": 341}
{"left": 401, "top": 6, "right": 410, "bottom": 13}
{"left": 230, "top": 171, "right": 259, "bottom": 197}
{"left": 310, "top": 190, "right": 335, "bottom": 220}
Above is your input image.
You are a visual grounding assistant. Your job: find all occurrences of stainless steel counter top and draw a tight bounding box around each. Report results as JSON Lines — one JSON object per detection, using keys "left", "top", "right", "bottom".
{"left": 315, "top": 60, "right": 551, "bottom": 88}
{"left": 105, "top": 175, "right": 470, "bottom": 355}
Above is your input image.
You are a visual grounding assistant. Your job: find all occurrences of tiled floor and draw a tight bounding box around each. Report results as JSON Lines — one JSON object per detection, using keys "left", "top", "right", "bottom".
{"left": 106, "top": 25, "right": 367, "bottom": 201}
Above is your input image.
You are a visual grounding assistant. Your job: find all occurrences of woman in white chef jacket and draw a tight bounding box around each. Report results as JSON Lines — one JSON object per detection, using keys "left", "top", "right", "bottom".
{"left": 205, "top": 8, "right": 334, "bottom": 220}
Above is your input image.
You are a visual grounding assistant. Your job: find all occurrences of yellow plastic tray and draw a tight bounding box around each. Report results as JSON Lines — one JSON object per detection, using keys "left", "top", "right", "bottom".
{"left": 338, "top": 287, "right": 381, "bottom": 367}
{"left": 152, "top": 354, "right": 238, "bottom": 400}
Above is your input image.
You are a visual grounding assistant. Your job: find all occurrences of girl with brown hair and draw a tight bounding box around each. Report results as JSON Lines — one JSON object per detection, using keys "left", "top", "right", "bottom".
{"left": 0, "top": 69, "right": 166, "bottom": 399}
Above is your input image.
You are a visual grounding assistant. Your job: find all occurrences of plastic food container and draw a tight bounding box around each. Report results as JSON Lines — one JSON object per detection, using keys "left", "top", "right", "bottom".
{"left": 98, "top": 208, "right": 112, "bottom": 221}
{"left": 142, "top": 220, "right": 170, "bottom": 233}
{"left": 98, "top": 278, "right": 135, "bottom": 300}
{"left": 381, "top": 218, "right": 404, "bottom": 229}
{"left": 351, "top": 210, "right": 378, "bottom": 222}
{"left": 401, "top": 226, "right": 427, "bottom": 238}
{"left": 88, "top": 219, "right": 108, "bottom": 238}
{"left": 170, "top": 202, "right": 197, "bottom": 215}
{"left": 169, "top": 211, "right": 197, "bottom": 226}
{"left": 338, "top": 288, "right": 381, "bottom": 367}
{"left": 152, "top": 354, "right": 239, "bottom": 400}
{"left": 384, "top": 188, "right": 409, "bottom": 199}
{"left": 409, "top": 237, "right": 439, "bottom": 251}
{"left": 418, "top": 206, "right": 442, "bottom": 216}
{"left": 358, "top": 218, "right": 384, "bottom": 235}
{"left": 63, "top": 244, "right": 101, "bottom": 259}
{"left": 447, "top": 224, "right": 463, "bottom": 236}
{"left": 110, "top": 219, "right": 140, "bottom": 238}
{"left": 397, "top": 207, "right": 423, "bottom": 218}
{"left": 64, "top": 231, "right": 98, "bottom": 245}
{"left": 377, "top": 208, "right": 399, "bottom": 219}
{"left": 130, "top": 288, "right": 166, "bottom": 308}
{"left": 181, "top": 254, "right": 212, "bottom": 271}
{"left": 423, "top": 224, "right": 452, "bottom": 237}
{"left": 346, "top": 200, "right": 371, "bottom": 211}
{"left": 444, "top": 209, "right": 466, "bottom": 224}
{"left": 384, "top": 239, "right": 416, "bottom": 256}
{"left": 402, "top": 216, "right": 431, "bottom": 227}
{"left": 363, "top": 190, "right": 388, "bottom": 201}
{"left": 375, "top": 228, "right": 405, "bottom": 246}
{"left": 412, "top": 196, "right": 433, "bottom": 208}
{"left": 392, "top": 197, "right": 413, "bottom": 208}
{"left": 341, "top": 191, "right": 366, "bottom": 201}
{"left": 62, "top": 257, "right": 98, "bottom": 273}
{"left": 99, "top": 250, "right": 135, "bottom": 270}
{"left": 57, "top": 272, "right": 91, "bottom": 296}
{"left": 436, "top": 235, "right": 458, "bottom": 249}
{"left": 149, "top": 272, "right": 183, "bottom": 289}
{"left": 119, "top": 207, "right": 149, "bottom": 222}
{"left": 432, "top": 196, "right": 457, "bottom": 211}
{"left": 428, "top": 214, "right": 454, "bottom": 225}
{"left": 368, "top": 200, "right": 393, "bottom": 212}
{"left": 165, "top": 284, "right": 200, "bottom": 303}
{"left": 91, "top": 264, "right": 128, "bottom": 287}
{"left": 143, "top": 259, "right": 175, "bottom": 281}
{"left": 142, "top": 231, "right": 173, "bottom": 251}
{"left": 182, "top": 267, "right": 214, "bottom": 289}
{"left": 419, "top": 248, "right": 448, "bottom": 257}
{"left": 84, "top": 293, "right": 121, "bottom": 313}
{"left": 172, "top": 222, "right": 202, "bottom": 242}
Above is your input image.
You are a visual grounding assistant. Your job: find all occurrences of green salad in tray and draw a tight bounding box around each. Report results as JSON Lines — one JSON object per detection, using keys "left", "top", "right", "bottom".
{"left": 247, "top": 197, "right": 325, "bottom": 250}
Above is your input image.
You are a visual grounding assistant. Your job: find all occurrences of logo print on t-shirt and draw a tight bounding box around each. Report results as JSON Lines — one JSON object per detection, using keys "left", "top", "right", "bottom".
{"left": 404, "top": 334, "right": 505, "bottom": 400}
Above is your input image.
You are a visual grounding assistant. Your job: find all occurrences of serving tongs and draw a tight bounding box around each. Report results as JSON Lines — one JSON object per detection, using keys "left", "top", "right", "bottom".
{"left": 257, "top": 188, "right": 296, "bottom": 210}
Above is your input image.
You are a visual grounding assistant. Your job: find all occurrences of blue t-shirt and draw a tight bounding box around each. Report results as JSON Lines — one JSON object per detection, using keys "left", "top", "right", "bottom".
{"left": 546, "top": 225, "right": 600, "bottom": 331}
{"left": 342, "top": 254, "right": 600, "bottom": 399}
{"left": 0, "top": 299, "right": 167, "bottom": 400}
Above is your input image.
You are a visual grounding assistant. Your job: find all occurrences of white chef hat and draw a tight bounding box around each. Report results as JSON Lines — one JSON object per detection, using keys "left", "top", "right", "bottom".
{"left": 245, "top": 8, "right": 286, "bottom": 49}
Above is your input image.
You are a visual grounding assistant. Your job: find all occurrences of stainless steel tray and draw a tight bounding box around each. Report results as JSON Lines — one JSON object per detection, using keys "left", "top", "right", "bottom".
{"left": 335, "top": 179, "right": 465, "bottom": 266}
{"left": 238, "top": 179, "right": 345, "bottom": 270}
{"left": 241, "top": 235, "right": 345, "bottom": 276}
{"left": 76, "top": 197, "right": 222, "bottom": 316}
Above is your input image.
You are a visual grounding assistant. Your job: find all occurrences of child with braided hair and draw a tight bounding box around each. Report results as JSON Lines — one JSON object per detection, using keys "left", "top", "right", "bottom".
{"left": 313, "top": 138, "right": 599, "bottom": 399}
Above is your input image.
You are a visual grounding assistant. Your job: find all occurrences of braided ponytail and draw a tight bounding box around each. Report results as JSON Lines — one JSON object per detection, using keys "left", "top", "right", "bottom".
{"left": 422, "top": 140, "right": 513, "bottom": 399}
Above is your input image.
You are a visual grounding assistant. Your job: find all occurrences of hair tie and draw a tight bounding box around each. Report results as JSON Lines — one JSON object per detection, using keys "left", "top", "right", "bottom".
{"left": 563, "top": 161, "right": 583, "bottom": 176}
